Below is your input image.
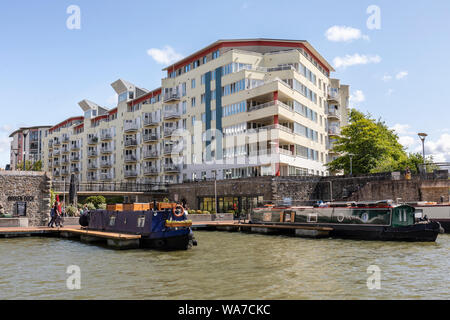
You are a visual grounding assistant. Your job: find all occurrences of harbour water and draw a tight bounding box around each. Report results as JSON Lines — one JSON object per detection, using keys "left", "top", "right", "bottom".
{"left": 0, "top": 231, "right": 449, "bottom": 300}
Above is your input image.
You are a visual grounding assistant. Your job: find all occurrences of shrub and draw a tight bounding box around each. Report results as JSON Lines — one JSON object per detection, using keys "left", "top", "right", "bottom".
{"left": 98, "top": 203, "right": 107, "bottom": 210}
{"left": 203, "top": 211, "right": 210, "bottom": 214}
{"left": 227, "top": 210, "right": 235, "bottom": 214}
{"left": 188, "top": 210, "right": 195, "bottom": 215}
{"left": 85, "top": 203, "right": 96, "bottom": 210}
{"left": 65, "top": 205, "right": 78, "bottom": 217}
{"left": 196, "top": 210, "right": 202, "bottom": 214}
{"left": 84, "top": 196, "right": 106, "bottom": 209}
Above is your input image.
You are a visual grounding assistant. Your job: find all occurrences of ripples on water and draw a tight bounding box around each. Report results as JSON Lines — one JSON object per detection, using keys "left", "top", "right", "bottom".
{"left": 0, "top": 232, "right": 449, "bottom": 300}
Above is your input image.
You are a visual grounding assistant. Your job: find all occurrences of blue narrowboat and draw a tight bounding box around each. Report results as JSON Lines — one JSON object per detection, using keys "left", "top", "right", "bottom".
{"left": 79, "top": 204, "right": 197, "bottom": 250}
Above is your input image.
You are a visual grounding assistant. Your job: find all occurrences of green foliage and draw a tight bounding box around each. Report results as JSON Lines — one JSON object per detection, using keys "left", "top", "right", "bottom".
{"left": 327, "top": 109, "right": 415, "bottom": 174}
{"left": 163, "top": 198, "right": 169, "bottom": 203}
{"left": 84, "top": 196, "right": 106, "bottom": 208}
{"left": 202, "top": 211, "right": 210, "bottom": 214}
{"left": 65, "top": 205, "right": 78, "bottom": 217}
{"left": 105, "top": 196, "right": 124, "bottom": 205}
{"left": 50, "top": 189, "right": 56, "bottom": 207}
{"left": 32, "top": 160, "right": 42, "bottom": 171}
{"left": 188, "top": 210, "right": 196, "bottom": 215}
{"left": 85, "top": 203, "right": 96, "bottom": 210}
{"left": 98, "top": 203, "right": 107, "bottom": 210}
{"left": 196, "top": 210, "right": 202, "bottom": 214}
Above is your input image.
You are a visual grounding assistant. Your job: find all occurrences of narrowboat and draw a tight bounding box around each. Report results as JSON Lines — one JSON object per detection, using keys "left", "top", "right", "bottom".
{"left": 250, "top": 200, "right": 442, "bottom": 242}
{"left": 79, "top": 203, "right": 197, "bottom": 250}
{"left": 408, "top": 202, "right": 450, "bottom": 233}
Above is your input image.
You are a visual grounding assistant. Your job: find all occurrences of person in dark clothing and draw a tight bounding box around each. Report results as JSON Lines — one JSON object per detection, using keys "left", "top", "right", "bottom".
{"left": 48, "top": 204, "right": 57, "bottom": 228}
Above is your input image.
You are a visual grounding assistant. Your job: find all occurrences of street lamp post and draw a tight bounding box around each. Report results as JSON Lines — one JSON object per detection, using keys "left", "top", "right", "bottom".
{"left": 348, "top": 153, "right": 355, "bottom": 176}
{"left": 22, "top": 130, "right": 29, "bottom": 170}
{"left": 418, "top": 133, "right": 428, "bottom": 172}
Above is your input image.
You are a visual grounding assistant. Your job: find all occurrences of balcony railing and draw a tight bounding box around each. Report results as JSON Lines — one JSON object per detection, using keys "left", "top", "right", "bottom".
{"left": 124, "top": 170, "right": 138, "bottom": 178}
{"left": 163, "top": 90, "right": 181, "bottom": 102}
{"left": 164, "top": 128, "right": 178, "bottom": 137}
{"left": 70, "top": 155, "right": 80, "bottom": 162}
{"left": 53, "top": 161, "right": 60, "bottom": 167}
{"left": 70, "top": 144, "right": 80, "bottom": 151}
{"left": 88, "top": 136, "right": 99, "bottom": 144}
{"left": 163, "top": 110, "right": 181, "bottom": 120}
{"left": 124, "top": 123, "right": 139, "bottom": 132}
{"left": 143, "top": 117, "right": 159, "bottom": 126}
{"left": 100, "top": 146, "right": 113, "bottom": 153}
{"left": 101, "top": 132, "right": 113, "bottom": 140}
{"left": 48, "top": 141, "right": 53, "bottom": 148}
{"left": 87, "top": 175, "right": 98, "bottom": 182}
{"left": 53, "top": 171, "right": 60, "bottom": 177}
{"left": 62, "top": 136, "right": 70, "bottom": 143}
{"left": 247, "top": 100, "right": 292, "bottom": 113}
{"left": 143, "top": 134, "right": 159, "bottom": 142}
{"left": 124, "top": 139, "right": 138, "bottom": 147}
{"left": 70, "top": 167, "right": 80, "bottom": 173}
{"left": 88, "top": 150, "right": 98, "bottom": 157}
{"left": 61, "top": 159, "right": 69, "bottom": 165}
{"left": 61, "top": 147, "right": 69, "bottom": 154}
{"left": 327, "top": 109, "right": 340, "bottom": 119}
{"left": 144, "top": 167, "right": 159, "bottom": 175}
{"left": 54, "top": 140, "right": 61, "bottom": 146}
{"left": 164, "top": 165, "right": 180, "bottom": 173}
{"left": 124, "top": 154, "right": 138, "bottom": 163}
{"left": 88, "top": 163, "right": 98, "bottom": 170}
{"left": 328, "top": 127, "right": 341, "bottom": 136}
{"left": 100, "top": 161, "right": 112, "bottom": 168}
{"left": 163, "top": 146, "right": 175, "bottom": 155}
{"left": 328, "top": 90, "right": 340, "bottom": 101}
{"left": 61, "top": 169, "right": 69, "bottom": 175}
{"left": 143, "top": 150, "right": 159, "bottom": 159}
{"left": 53, "top": 150, "right": 60, "bottom": 156}
{"left": 101, "top": 174, "right": 113, "bottom": 181}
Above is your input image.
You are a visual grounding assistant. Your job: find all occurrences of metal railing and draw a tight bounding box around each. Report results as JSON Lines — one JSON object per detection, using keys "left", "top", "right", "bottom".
{"left": 124, "top": 123, "right": 139, "bottom": 132}
{"left": 52, "top": 181, "right": 167, "bottom": 193}
{"left": 101, "top": 132, "right": 113, "bottom": 140}
{"left": 124, "top": 139, "right": 138, "bottom": 147}
{"left": 143, "top": 134, "right": 159, "bottom": 142}
{"left": 143, "top": 150, "right": 160, "bottom": 159}
{"left": 143, "top": 117, "right": 159, "bottom": 126}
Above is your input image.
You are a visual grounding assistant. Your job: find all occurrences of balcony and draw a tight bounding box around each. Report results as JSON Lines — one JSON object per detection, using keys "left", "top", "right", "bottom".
{"left": 124, "top": 170, "right": 138, "bottom": 178}
{"left": 53, "top": 171, "right": 60, "bottom": 177}
{"left": 101, "top": 146, "right": 113, "bottom": 154}
{"left": 100, "top": 160, "right": 112, "bottom": 168}
{"left": 143, "top": 167, "right": 159, "bottom": 175}
{"left": 164, "top": 164, "right": 180, "bottom": 173}
{"left": 88, "top": 163, "right": 98, "bottom": 170}
{"left": 48, "top": 141, "right": 53, "bottom": 148}
{"left": 61, "top": 146, "right": 69, "bottom": 154}
{"left": 164, "top": 127, "right": 178, "bottom": 137}
{"left": 87, "top": 175, "right": 98, "bottom": 182}
{"left": 163, "top": 89, "right": 181, "bottom": 102}
{"left": 328, "top": 90, "right": 340, "bottom": 102}
{"left": 48, "top": 151, "right": 53, "bottom": 158}
{"left": 61, "top": 169, "right": 69, "bottom": 176}
{"left": 124, "top": 122, "right": 139, "bottom": 132}
{"left": 53, "top": 161, "right": 60, "bottom": 167}
{"left": 124, "top": 139, "right": 138, "bottom": 148}
{"left": 124, "top": 154, "right": 138, "bottom": 163}
{"left": 88, "top": 150, "right": 98, "bottom": 157}
{"left": 62, "top": 136, "right": 70, "bottom": 144}
{"left": 54, "top": 140, "right": 61, "bottom": 147}
{"left": 70, "top": 167, "right": 80, "bottom": 174}
{"left": 101, "top": 173, "right": 113, "bottom": 181}
{"left": 143, "top": 150, "right": 160, "bottom": 159}
{"left": 61, "top": 159, "right": 69, "bottom": 166}
{"left": 163, "top": 145, "right": 175, "bottom": 155}
{"left": 143, "top": 133, "right": 159, "bottom": 143}
{"left": 70, "top": 155, "right": 80, "bottom": 162}
{"left": 328, "top": 126, "right": 341, "bottom": 136}
{"left": 143, "top": 116, "right": 159, "bottom": 126}
{"left": 70, "top": 144, "right": 80, "bottom": 151}
{"left": 101, "top": 132, "right": 113, "bottom": 141}
{"left": 88, "top": 136, "right": 99, "bottom": 144}
{"left": 327, "top": 109, "right": 340, "bottom": 120}
{"left": 53, "top": 150, "right": 60, "bottom": 156}
{"left": 247, "top": 100, "right": 292, "bottom": 113}
{"left": 163, "top": 109, "right": 181, "bottom": 120}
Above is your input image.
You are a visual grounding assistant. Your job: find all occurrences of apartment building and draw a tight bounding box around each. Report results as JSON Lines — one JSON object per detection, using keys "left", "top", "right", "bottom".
{"left": 38, "top": 39, "right": 349, "bottom": 184}
{"left": 9, "top": 126, "right": 51, "bottom": 170}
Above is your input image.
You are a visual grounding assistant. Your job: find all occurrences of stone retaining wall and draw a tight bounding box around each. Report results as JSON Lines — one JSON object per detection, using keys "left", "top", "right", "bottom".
{"left": 0, "top": 171, "right": 52, "bottom": 226}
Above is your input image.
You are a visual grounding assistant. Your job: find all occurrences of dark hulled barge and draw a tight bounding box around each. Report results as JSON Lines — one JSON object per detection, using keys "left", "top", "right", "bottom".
{"left": 250, "top": 201, "right": 442, "bottom": 242}
{"left": 80, "top": 203, "right": 197, "bottom": 250}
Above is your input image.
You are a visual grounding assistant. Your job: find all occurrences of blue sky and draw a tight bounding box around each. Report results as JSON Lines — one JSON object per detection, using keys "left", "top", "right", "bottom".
{"left": 1, "top": 0, "right": 449, "bottom": 167}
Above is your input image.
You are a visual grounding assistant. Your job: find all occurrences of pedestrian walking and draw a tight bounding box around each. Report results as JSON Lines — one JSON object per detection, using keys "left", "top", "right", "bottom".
{"left": 48, "top": 204, "right": 57, "bottom": 228}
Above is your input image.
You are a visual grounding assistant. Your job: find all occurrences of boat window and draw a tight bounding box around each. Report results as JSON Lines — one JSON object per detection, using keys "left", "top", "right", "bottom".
{"left": 137, "top": 216, "right": 146, "bottom": 228}
{"left": 307, "top": 213, "right": 318, "bottom": 223}
{"left": 109, "top": 215, "right": 116, "bottom": 226}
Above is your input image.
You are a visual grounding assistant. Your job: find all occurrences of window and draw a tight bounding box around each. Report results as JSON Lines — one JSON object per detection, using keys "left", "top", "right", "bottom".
{"left": 201, "top": 94, "right": 205, "bottom": 104}
{"left": 192, "top": 116, "right": 196, "bottom": 126}
{"left": 191, "top": 97, "right": 196, "bottom": 107}
{"left": 191, "top": 78, "right": 196, "bottom": 89}
{"left": 137, "top": 216, "right": 146, "bottom": 228}
{"left": 182, "top": 101, "right": 187, "bottom": 114}
{"left": 212, "top": 50, "right": 220, "bottom": 59}
{"left": 203, "top": 56, "right": 207, "bottom": 64}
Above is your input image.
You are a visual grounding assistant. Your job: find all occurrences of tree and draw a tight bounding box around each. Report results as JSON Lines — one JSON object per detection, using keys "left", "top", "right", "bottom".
{"left": 327, "top": 109, "right": 411, "bottom": 175}
{"left": 32, "top": 160, "right": 42, "bottom": 171}
{"left": 84, "top": 196, "right": 106, "bottom": 209}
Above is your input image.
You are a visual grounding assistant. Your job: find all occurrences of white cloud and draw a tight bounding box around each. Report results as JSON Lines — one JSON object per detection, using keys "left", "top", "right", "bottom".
{"left": 349, "top": 90, "right": 365, "bottom": 107}
{"left": 382, "top": 74, "right": 392, "bottom": 82}
{"left": 0, "top": 136, "right": 11, "bottom": 153}
{"left": 333, "top": 54, "right": 381, "bottom": 69}
{"left": 391, "top": 123, "right": 414, "bottom": 135}
{"left": 396, "top": 71, "right": 408, "bottom": 80}
{"left": 106, "top": 94, "right": 118, "bottom": 107}
{"left": 325, "top": 25, "right": 369, "bottom": 42}
{"left": 0, "top": 125, "right": 12, "bottom": 133}
{"left": 147, "top": 46, "right": 184, "bottom": 65}
{"left": 397, "top": 132, "right": 450, "bottom": 162}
